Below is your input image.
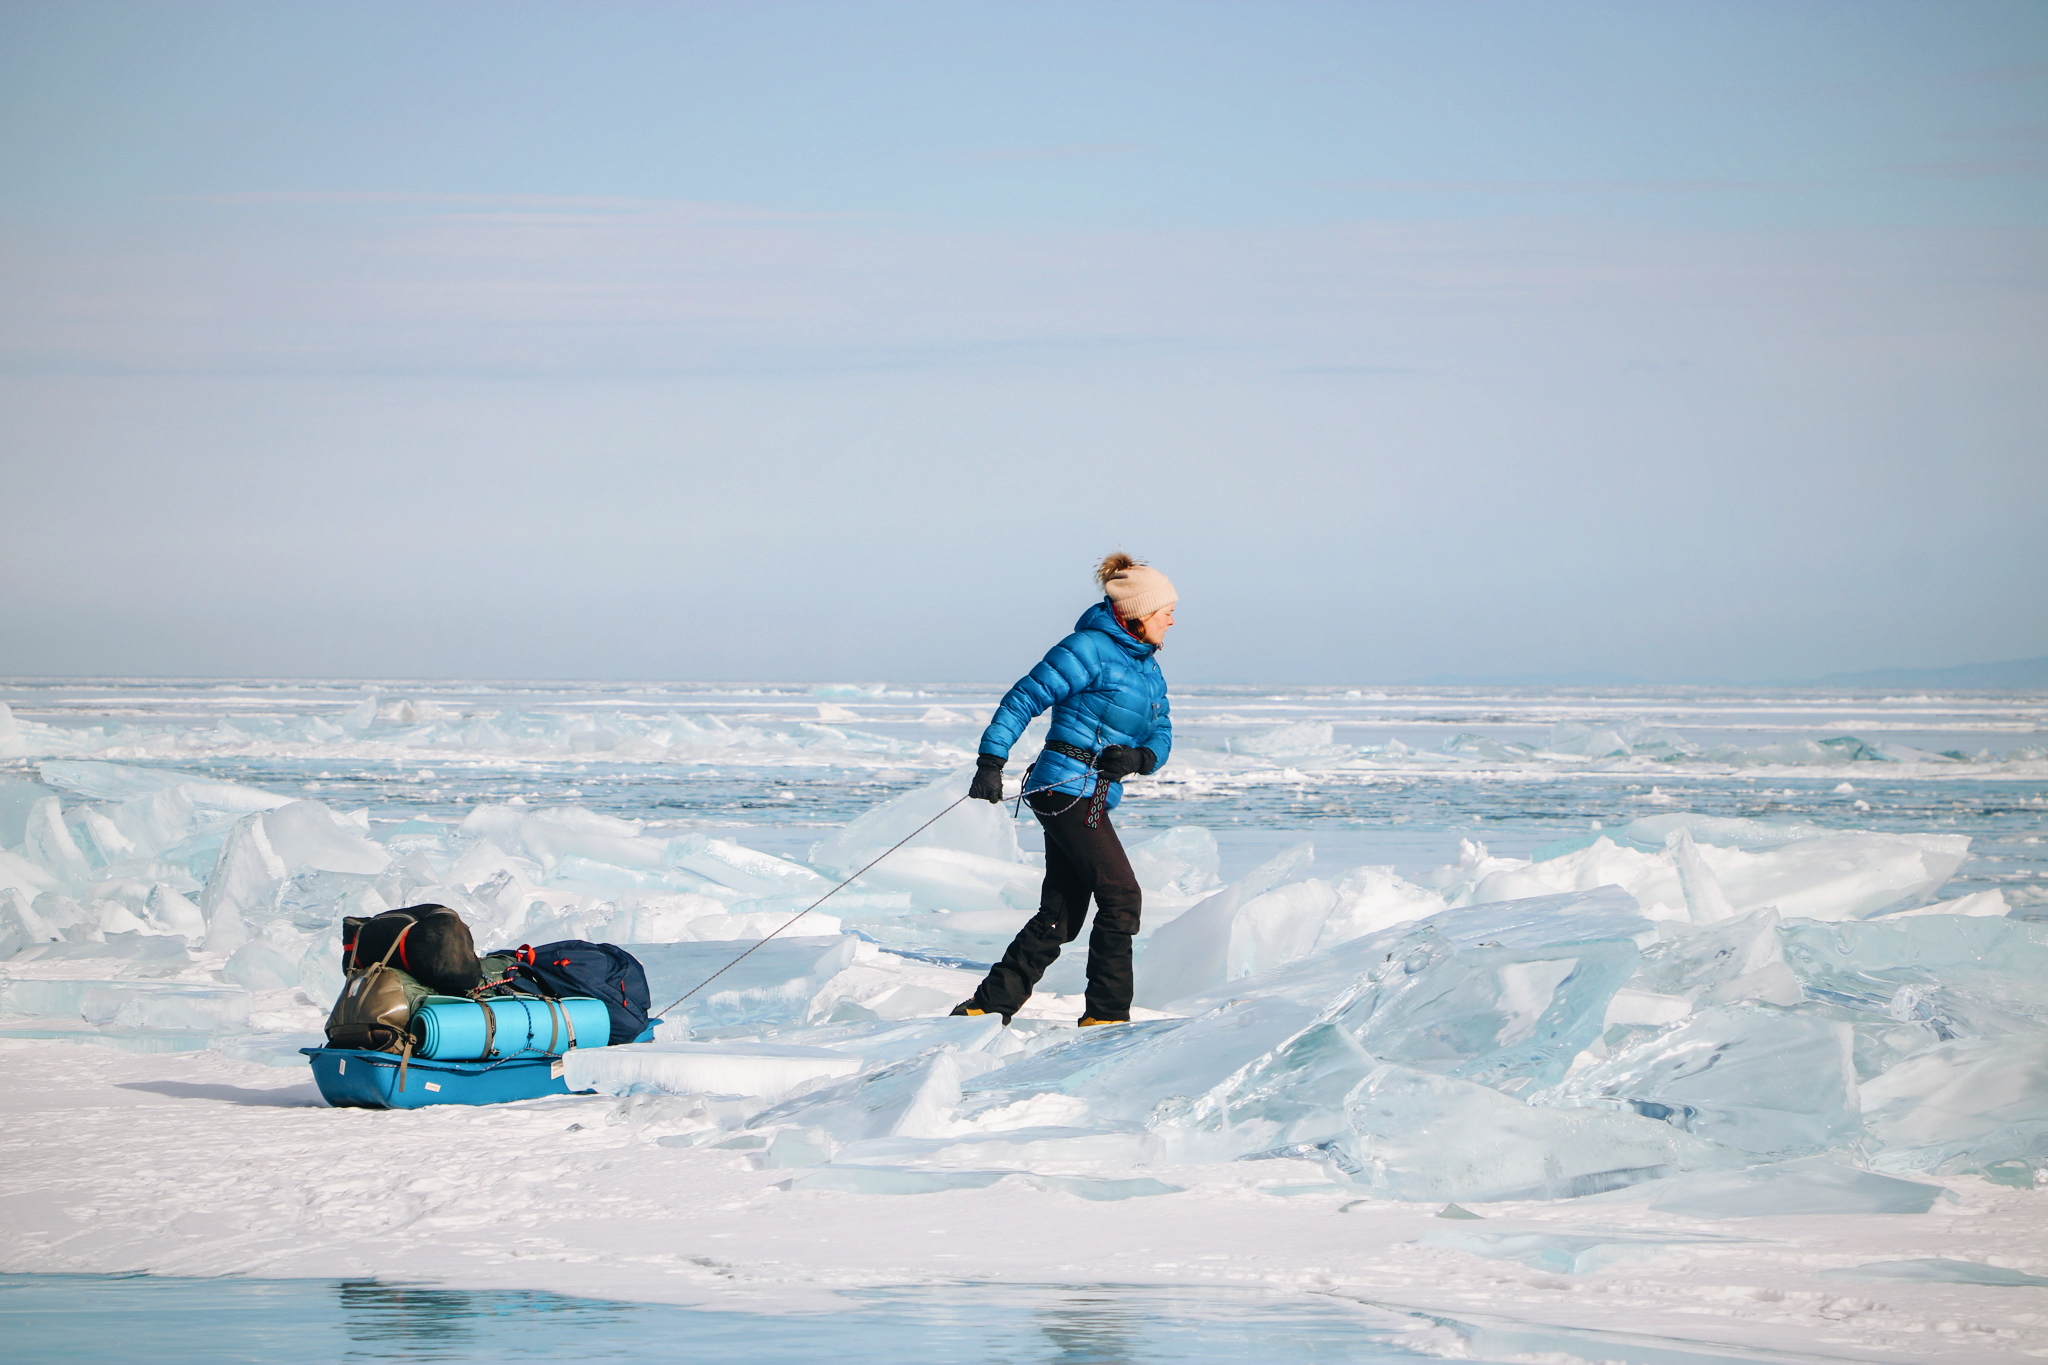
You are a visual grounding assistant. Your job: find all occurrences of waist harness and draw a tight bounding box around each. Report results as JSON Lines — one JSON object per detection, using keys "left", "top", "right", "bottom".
{"left": 1040, "top": 739, "right": 1114, "bottom": 828}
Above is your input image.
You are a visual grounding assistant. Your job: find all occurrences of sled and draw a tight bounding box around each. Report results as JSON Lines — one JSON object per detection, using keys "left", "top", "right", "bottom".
{"left": 302, "top": 1011, "right": 659, "bottom": 1109}
{"left": 301, "top": 1046, "right": 590, "bottom": 1110}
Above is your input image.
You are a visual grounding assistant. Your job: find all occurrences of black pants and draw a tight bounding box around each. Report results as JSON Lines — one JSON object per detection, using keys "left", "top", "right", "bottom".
{"left": 972, "top": 790, "right": 1142, "bottom": 1021}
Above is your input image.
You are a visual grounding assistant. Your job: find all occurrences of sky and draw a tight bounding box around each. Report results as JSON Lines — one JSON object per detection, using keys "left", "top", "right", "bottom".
{"left": 1, "top": 0, "right": 2044, "bottom": 684}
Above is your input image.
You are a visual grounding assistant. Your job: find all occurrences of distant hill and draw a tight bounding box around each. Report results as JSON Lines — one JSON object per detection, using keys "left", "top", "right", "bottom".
{"left": 1419, "top": 670, "right": 1655, "bottom": 687}
{"left": 1815, "top": 655, "right": 2048, "bottom": 689}
{"left": 1408, "top": 656, "right": 2048, "bottom": 689}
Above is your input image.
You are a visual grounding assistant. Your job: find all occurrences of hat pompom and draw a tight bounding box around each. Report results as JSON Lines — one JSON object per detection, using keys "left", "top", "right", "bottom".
{"left": 1095, "top": 551, "right": 1138, "bottom": 587}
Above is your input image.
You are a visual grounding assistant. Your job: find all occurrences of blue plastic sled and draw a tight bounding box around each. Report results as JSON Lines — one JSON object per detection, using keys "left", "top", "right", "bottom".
{"left": 302, "top": 1047, "right": 590, "bottom": 1110}
{"left": 302, "top": 1017, "right": 658, "bottom": 1109}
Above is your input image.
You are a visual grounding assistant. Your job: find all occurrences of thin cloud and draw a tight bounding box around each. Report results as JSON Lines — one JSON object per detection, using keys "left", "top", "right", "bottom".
{"left": 1882, "top": 158, "right": 2048, "bottom": 179}
{"left": 1936, "top": 123, "right": 2048, "bottom": 146}
{"left": 941, "top": 143, "right": 1150, "bottom": 165}
{"left": 1320, "top": 177, "right": 1810, "bottom": 196}
{"left": 1962, "top": 61, "right": 2048, "bottom": 85}
{"left": 175, "top": 191, "right": 851, "bottom": 222}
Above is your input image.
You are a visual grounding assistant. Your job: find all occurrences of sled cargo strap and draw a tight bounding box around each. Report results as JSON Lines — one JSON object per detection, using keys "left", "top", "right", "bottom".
{"left": 350, "top": 915, "right": 413, "bottom": 973}
{"left": 389, "top": 920, "right": 418, "bottom": 1089}
{"left": 537, "top": 995, "right": 577, "bottom": 1054}
{"left": 376, "top": 921, "right": 414, "bottom": 970}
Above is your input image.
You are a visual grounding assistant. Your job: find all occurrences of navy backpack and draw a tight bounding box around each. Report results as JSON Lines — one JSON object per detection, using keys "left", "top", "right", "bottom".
{"left": 489, "top": 941, "right": 653, "bottom": 1046}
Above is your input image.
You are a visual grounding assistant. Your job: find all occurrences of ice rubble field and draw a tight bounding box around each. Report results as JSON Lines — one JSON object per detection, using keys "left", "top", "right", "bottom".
{"left": 8, "top": 676, "right": 2045, "bottom": 768}
{"left": 4, "top": 681, "right": 2048, "bottom": 1360}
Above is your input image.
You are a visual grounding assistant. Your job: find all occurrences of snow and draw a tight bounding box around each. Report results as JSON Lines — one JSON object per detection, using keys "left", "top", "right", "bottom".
{"left": 2, "top": 680, "right": 2046, "bottom": 1357}
{"left": 5, "top": 1042, "right": 2046, "bottom": 1358}
{"left": 566, "top": 1041, "right": 863, "bottom": 1101}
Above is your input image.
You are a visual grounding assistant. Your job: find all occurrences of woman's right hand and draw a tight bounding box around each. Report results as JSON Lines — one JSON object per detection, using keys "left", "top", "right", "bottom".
{"left": 969, "top": 754, "right": 1006, "bottom": 802}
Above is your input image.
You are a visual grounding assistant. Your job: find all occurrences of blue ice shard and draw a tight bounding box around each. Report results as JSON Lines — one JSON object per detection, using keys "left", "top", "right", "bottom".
{"left": 1545, "top": 1005, "right": 1859, "bottom": 1157}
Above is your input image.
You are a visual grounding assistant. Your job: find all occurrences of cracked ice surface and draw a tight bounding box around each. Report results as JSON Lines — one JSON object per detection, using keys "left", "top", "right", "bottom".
{"left": 4, "top": 750, "right": 2047, "bottom": 1191}
{"left": 3, "top": 679, "right": 2048, "bottom": 1358}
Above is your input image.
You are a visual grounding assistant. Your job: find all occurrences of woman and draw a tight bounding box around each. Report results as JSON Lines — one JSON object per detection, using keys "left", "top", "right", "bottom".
{"left": 953, "top": 552, "right": 1176, "bottom": 1026}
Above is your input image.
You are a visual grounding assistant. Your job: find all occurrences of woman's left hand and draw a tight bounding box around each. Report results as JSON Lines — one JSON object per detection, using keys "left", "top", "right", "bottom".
{"left": 1094, "top": 745, "right": 1156, "bottom": 782}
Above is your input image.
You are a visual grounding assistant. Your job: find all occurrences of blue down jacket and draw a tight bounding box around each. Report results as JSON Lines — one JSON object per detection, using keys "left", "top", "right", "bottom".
{"left": 977, "top": 599, "right": 1172, "bottom": 809}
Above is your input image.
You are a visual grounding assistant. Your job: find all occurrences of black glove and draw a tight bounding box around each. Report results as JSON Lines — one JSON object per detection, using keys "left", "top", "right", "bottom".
{"left": 1094, "top": 745, "right": 1158, "bottom": 782}
{"left": 969, "top": 753, "right": 1006, "bottom": 803}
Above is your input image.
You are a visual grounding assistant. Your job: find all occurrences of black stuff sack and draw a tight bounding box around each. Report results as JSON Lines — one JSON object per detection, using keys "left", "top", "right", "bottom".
{"left": 489, "top": 941, "right": 652, "bottom": 1046}
{"left": 343, "top": 905, "right": 483, "bottom": 997}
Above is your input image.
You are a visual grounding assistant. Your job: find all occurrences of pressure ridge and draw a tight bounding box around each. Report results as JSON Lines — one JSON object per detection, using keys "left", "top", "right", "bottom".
{"left": 1, "top": 758, "right": 2042, "bottom": 1210}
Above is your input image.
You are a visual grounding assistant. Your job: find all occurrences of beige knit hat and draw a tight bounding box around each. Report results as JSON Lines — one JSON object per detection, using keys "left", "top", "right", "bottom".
{"left": 1096, "top": 552, "right": 1178, "bottom": 621}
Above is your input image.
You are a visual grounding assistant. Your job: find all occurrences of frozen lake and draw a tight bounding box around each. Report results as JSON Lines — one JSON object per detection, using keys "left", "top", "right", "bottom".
{"left": 4, "top": 676, "right": 2043, "bottom": 899}
{"left": 3, "top": 677, "right": 2045, "bottom": 1361}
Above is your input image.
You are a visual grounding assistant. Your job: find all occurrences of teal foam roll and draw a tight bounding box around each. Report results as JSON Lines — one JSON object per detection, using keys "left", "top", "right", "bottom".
{"left": 411, "top": 996, "right": 613, "bottom": 1060}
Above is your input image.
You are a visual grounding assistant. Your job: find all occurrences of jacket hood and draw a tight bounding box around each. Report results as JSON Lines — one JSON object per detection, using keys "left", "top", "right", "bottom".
{"left": 1076, "top": 598, "right": 1156, "bottom": 659}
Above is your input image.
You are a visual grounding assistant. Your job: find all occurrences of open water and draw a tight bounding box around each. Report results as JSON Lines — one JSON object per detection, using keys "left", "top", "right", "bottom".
{"left": 0, "top": 1274, "right": 1495, "bottom": 1364}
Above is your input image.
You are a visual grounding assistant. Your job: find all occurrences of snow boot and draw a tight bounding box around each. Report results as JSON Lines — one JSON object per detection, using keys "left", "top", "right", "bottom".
{"left": 951, "top": 999, "right": 1011, "bottom": 1025}
{"left": 1077, "top": 1016, "right": 1126, "bottom": 1027}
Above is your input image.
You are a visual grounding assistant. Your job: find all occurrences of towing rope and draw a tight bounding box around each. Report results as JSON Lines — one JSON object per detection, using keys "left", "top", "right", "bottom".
{"left": 654, "top": 771, "right": 1095, "bottom": 1018}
